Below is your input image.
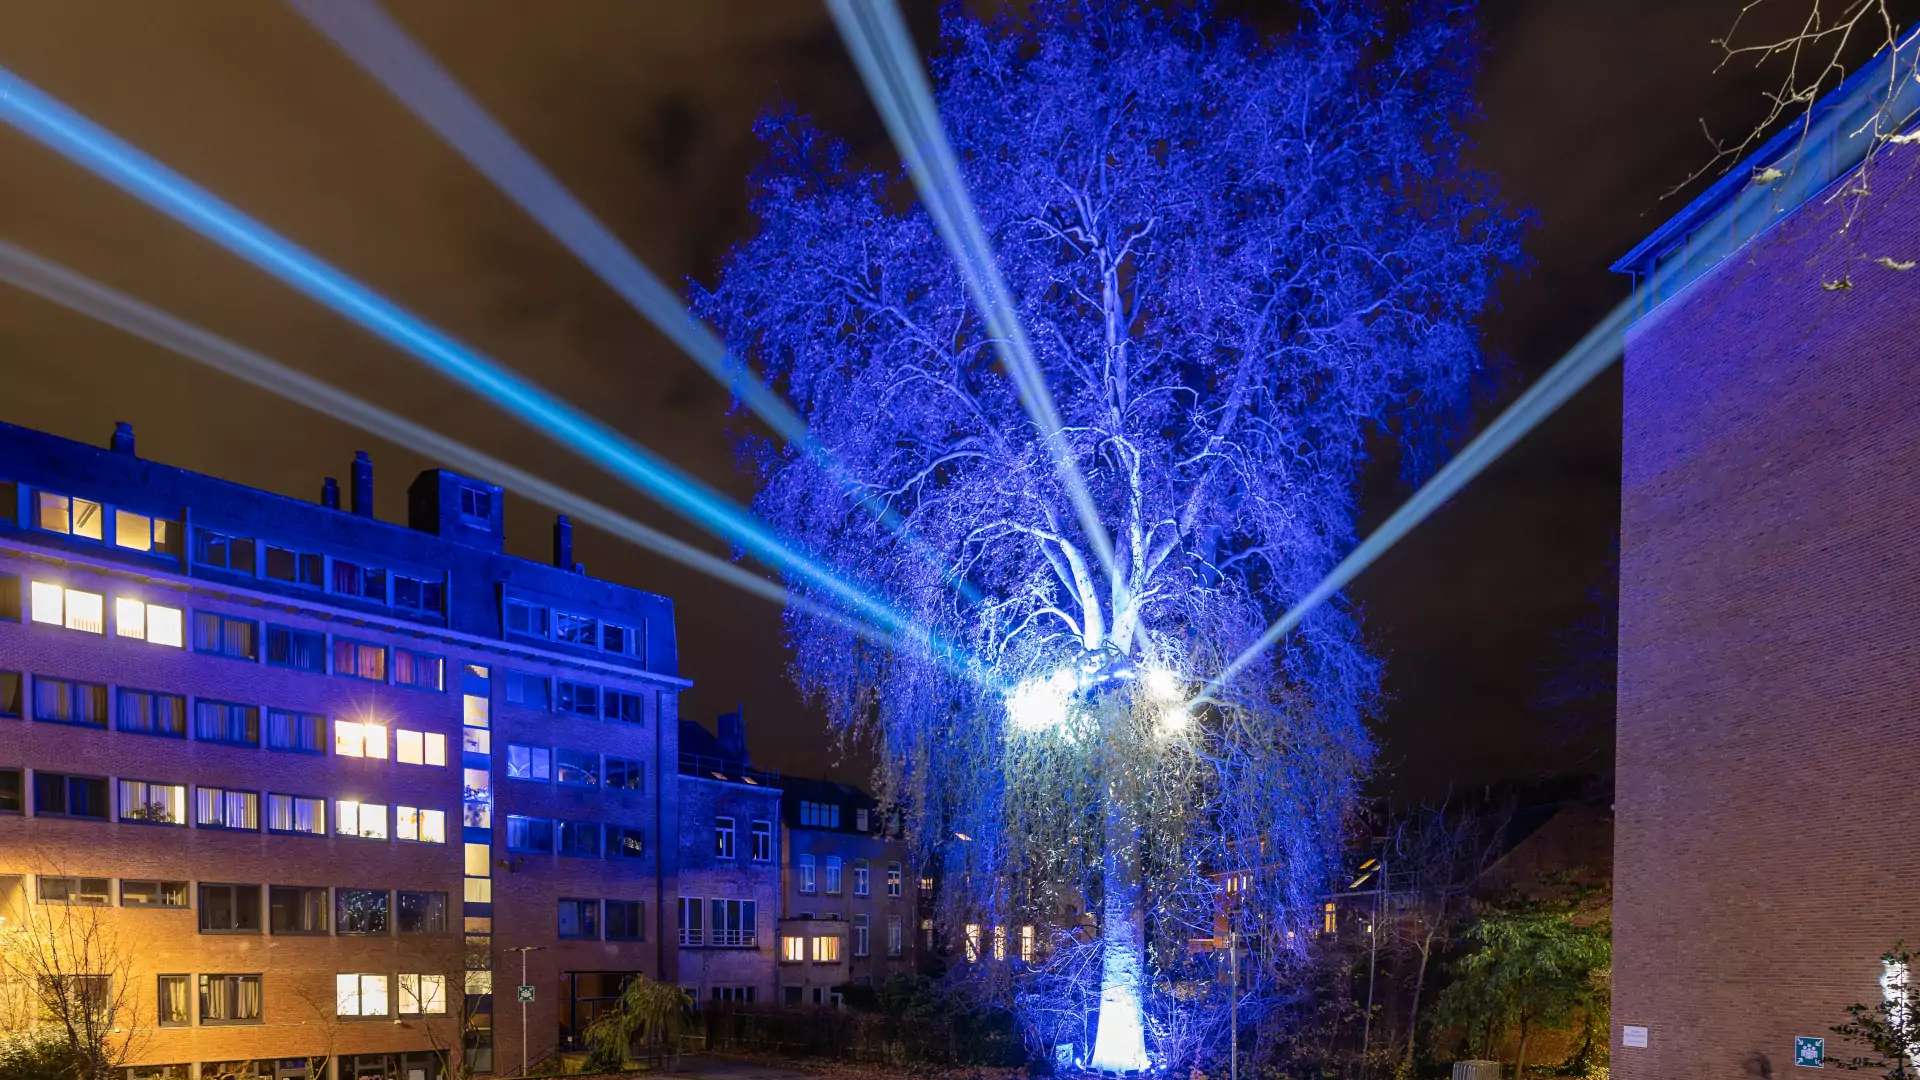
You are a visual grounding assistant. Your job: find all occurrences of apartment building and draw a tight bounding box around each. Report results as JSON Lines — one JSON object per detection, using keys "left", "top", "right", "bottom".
{"left": 674, "top": 714, "right": 780, "bottom": 1007}
{"left": 0, "top": 421, "right": 685, "bottom": 1080}
{"left": 776, "top": 778, "right": 916, "bottom": 1005}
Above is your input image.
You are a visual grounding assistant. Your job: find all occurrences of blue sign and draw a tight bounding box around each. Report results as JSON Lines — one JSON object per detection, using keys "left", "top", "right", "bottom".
{"left": 1795, "top": 1036, "right": 1825, "bottom": 1068}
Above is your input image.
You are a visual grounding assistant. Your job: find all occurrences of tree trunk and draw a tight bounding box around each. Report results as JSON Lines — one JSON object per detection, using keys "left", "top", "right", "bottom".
{"left": 1087, "top": 680, "right": 1151, "bottom": 1073}
{"left": 1513, "top": 1019, "right": 1531, "bottom": 1080}
{"left": 1402, "top": 928, "right": 1435, "bottom": 1074}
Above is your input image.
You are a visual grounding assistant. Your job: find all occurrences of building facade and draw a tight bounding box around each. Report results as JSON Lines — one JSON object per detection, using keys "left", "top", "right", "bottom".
{"left": 775, "top": 779, "right": 917, "bottom": 1005}
{"left": 0, "top": 421, "right": 686, "bottom": 1080}
{"left": 1610, "top": 31, "right": 1920, "bottom": 1078}
{"left": 674, "top": 714, "right": 780, "bottom": 1007}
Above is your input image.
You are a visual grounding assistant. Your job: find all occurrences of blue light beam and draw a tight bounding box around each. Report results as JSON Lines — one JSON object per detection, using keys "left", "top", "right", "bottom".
{"left": 0, "top": 63, "right": 922, "bottom": 645}
{"left": 828, "top": 0, "right": 1119, "bottom": 580}
{"left": 0, "top": 240, "right": 915, "bottom": 653}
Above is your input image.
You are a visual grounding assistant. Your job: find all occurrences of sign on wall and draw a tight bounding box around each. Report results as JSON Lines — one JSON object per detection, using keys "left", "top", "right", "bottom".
{"left": 1795, "top": 1037, "right": 1825, "bottom": 1068}
{"left": 517, "top": 984, "right": 536, "bottom": 1003}
{"left": 1622, "top": 1025, "right": 1649, "bottom": 1048}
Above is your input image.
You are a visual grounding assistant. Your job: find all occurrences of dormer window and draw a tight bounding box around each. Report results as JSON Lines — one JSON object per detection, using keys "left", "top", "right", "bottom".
{"left": 459, "top": 487, "right": 492, "bottom": 526}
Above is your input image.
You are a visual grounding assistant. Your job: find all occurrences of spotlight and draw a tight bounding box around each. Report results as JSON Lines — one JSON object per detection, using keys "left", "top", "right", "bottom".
{"left": 1142, "top": 668, "right": 1182, "bottom": 703}
{"left": 1005, "top": 668, "right": 1077, "bottom": 733}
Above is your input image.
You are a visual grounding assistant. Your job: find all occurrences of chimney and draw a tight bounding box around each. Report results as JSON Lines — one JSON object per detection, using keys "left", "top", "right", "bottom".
{"left": 552, "top": 514, "right": 573, "bottom": 570}
{"left": 110, "top": 422, "right": 136, "bottom": 456}
{"left": 717, "top": 708, "right": 748, "bottom": 763}
{"left": 321, "top": 477, "right": 341, "bottom": 510}
{"left": 350, "top": 451, "right": 373, "bottom": 517}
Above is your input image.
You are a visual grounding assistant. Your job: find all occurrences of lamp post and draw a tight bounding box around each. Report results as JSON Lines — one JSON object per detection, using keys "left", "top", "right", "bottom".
{"left": 507, "top": 945, "right": 546, "bottom": 1077}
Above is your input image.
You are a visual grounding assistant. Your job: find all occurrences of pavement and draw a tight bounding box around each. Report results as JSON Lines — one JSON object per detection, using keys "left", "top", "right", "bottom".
{"left": 666, "top": 1057, "right": 830, "bottom": 1080}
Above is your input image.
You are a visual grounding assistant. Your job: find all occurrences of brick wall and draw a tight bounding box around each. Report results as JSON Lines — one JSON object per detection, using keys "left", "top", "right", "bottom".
{"left": 1617, "top": 147, "right": 1920, "bottom": 1077}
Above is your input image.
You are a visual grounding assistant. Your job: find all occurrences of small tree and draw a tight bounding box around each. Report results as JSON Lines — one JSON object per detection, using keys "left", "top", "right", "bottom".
{"left": 0, "top": 879, "right": 145, "bottom": 1080}
{"left": 581, "top": 976, "right": 687, "bottom": 1072}
{"left": 1428, "top": 902, "right": 1610, "bottom": 1080}
{"left": 1385, "top": 804, "right": 1507, "bottom": 1077}
{"left": 1829, "top": 943, "right": 1920, "bottom": 1077}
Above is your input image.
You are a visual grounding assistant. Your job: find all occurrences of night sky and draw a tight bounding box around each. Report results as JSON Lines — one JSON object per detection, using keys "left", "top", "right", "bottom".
{"left": 0, "top": 1, "right": 1866, "bottom": 798}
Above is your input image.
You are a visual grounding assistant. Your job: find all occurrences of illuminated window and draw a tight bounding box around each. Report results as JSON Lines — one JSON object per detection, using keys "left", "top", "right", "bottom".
{"left": 31, "top": 582, "right": 104, "bottom": 634}
{"left": 463, "top": 878, "right": 492, "bottom": 904}
{"left": 609, "top": 826, "right": 646, "bottom": 859}
{"left": 853, "top": 860, "right": 870, "bottom": 896}
{"left": 780, "top": 935, "right": 805, "bottom": 962}
{"left": 115, "top": 599, "right": 183, "bottom": 647}
{"left": 37, "top": 492, "right": 102, "bottom": 540}
{"left": 463, "top": 692, "right": 490, "bottom": 728}
{"left": 336, "top": 800, "right": 389, "bottom": 840}
{"left": 463, "top": 728, "right": 491, "bottom": 754}
{"left": 993, "top": 925, "right": 1006, "bottom": 962}
{"left": 118, "top": 779, "right": 187, "bottom": 825}
{"left": 1020, "top": 925, "right": 1035, "bottom": 964}
{"left": 811, "top": 935, "right": 841, "bottom": 963}
{"left": 114, "top": 509, "right": 177, "bottom": 554}
{"left": 398, "top": 973, "right": 447, "bottom": 1016}
{"left": 964, "top": 924, "right": 982, "bottom": 963}
{"left": 396, "top": 806, "right": 446, "bottom": 844}
{"left": 1323, "top": 902, "right": 1337, "bottom": 935}
{"left": 463, "top": 769, "right": 491, "bottom": 802}
{"left": 335, "top": 973, "right": 389, "bottom": 1016}
{"left": 195, "top": 787, "right": 259, "bottom": 830}
{"left": 464, "top": 843, "right": 491, "bottom": 877}
{"left": 887, "top": 863, "right": 902, "bottom": 897}
{"left": 465, "top": 971, "right": 492, "bottom": 995}
{"left": 396, "top": 729, "right": 447, "bottom": 766}
{"left": 335, "top": 721, "right": 389, "bottom": 759}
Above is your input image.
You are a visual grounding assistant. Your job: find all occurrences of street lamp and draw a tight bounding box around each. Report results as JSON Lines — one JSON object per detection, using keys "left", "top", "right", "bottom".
{"left": 506, "top": 945, "right": 546, "bottom": 1078}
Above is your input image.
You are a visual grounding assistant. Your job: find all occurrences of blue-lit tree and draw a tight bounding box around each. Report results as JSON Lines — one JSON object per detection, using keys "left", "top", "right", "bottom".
{"left": 697, "top": 1, "right": 1521, "bottom": 1069}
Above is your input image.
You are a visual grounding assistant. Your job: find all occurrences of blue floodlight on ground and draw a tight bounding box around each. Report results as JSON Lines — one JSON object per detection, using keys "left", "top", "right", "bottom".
{"left": 0, "top": 63, "right": 926, "bottom": 646}
{"left": 827, "top": 0, "right": 1118, "bottom": 580}
{"left": 0, "top": 240, "right": 912, "bottom": 652}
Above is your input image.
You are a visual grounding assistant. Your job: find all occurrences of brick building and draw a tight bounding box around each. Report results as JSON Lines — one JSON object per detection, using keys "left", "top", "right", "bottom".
{"left": 674, "top": 713, "right": 780, "bottom": 1007}
{"left": 1611, "top": 29, "right": 1920, "bottom": 1077}
{"left": 775, "top": 778, "right": 917, "bottom": 1005}
{"left": 0, "top": 421, "right": 686, "bottom": 1079}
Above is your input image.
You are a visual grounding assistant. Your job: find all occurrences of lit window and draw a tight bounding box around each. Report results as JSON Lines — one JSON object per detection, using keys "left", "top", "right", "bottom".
{"left": 396, "top": 806, "right": 446, "bottom": 844}
{"left": 463, "top": 878, "right": 492, "bottom": 904}
{"left": 993, "top": 925, "right": 1006, "bottom": 962}
{"left": 398, "top": 973, "right": 447, "bottom": 1016}
{"left": 396, "top": 729, "right": 447, "bottom": 767}
{"left": 1324, "top": 901, "right": 1337, "bottom": 935}
{"left": 29, "top": 581, "right": 61, "bottom": 625}
{"left": 118, "top": 779, "right": 187, "bottom": 825}
{"left": 780, "top": 935, "right": 805, "bottom": 962}
{"left": 1020, "top": 924, "right": 1035, "bottom": 963}
{"left": 463, "top": 693, "right": 490, "bottom": 728}
{"left": 336, "top": 800, "right": 389, "bottom": 840}
{"left": 887, "top": 863, "right": 902, "bottom": 897}
{"left": 811, "top": 935, "right": 842, "bottom": 963}
{"left": 463, "top": 728, "right": 490, "bottom": 754}
{"left": 114, "top": 599, "right": 183, "bottom": 647}
{"left": 195, "top": 787, "right": 260, "bottom": 830}
{"left": 464, "top": 843, "right": 491, "bottom": 877}
{"left": 37, "top": 492, "right": 102, "bottom": 540}
{"left": 853, "top": 860, "right": 869, "bottom": 897}
{"left": 32, "top": 583, "right": 104, "bottom": 634}
{"left": 965, "top": 924, "right": 982, "bottom": 963}
{"left": 116, "top": 597, "right": 144, "bottom": 640}
{"left": 335, "top": 973, "right": 389, "bottom": 1017}
{"left": 335, "top": 721, "right": 389, "bottom": 759}
{"left": 113, "top": 510, "right": 177, "bottom": 555}
{"left": 465, "top": 971, "right": 492, "bottom": 995}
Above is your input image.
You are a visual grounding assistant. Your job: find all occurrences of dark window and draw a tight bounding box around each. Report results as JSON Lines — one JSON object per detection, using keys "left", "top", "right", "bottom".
{"left": 198, "top": 884, "right": 262, "bottom": 933}
{"left": 677, "top": 897, "right": 703, "bottom": 946}
{"left": 265, "top": 625, "right": 326, "bottom": 672}
{"left": 0, "top": 768, "right": 19, "bottom": 813}
{"left": 117, "top": 689, "right": 186, "bottom": 738}
{"left": 0, "top": 671, "right": 19, "bottom": 718}
{"left": 751, "top": 821, "right": 774, "bottom": 862}
{"left": 268, "top": 886, "right": 328, "bottom": 934}
{"left": 194, "top": 701, "right": 259, "bottom": 747}
{"left": 266, "top": 710, "right": 325, "bottom": 754}
{"left": 398, "top": 890, "right": 448, "bottom": 934}
{"left": 503, "top": 600, "right": 548, "bottom": 638}
{"left": 392, "top": 575, "right": 444, "bottom": 614}
{"left": 553, "top": 611, "right": 596, "bottom": 646}
{"left": 504, "top": 671, "right": 548, "bottom": 709}
{"left": 192, "top": 530, "right": 255, "bottom": 574}
{"left": 601, "top": 623, "right": 631, "bottom": 655}
{"left": 122, "top": 880, "right": 189, "bottom": 907}
{"left": 555, "top": 681, "right": 597, "bottom": 718}
{"left": 336, "top": 889, "right": 390, "bottom": 935}
{"left": 714, "top": 817, "right": 736, "bottom": 859}
{"left": 459, "top": 487, "right": 492, "bottom": 524}
{"left": 555, "top": 749, "right": 598, "bottom": 787}
{"left": 193, "top": 612, "right": 257, "bottom": 660}
{"left": 710, "top": 899, "right": 756, "bottom": 947}
{"left": 331, "top": 559, "right": 387, "bottom": 602}
{"left": 332, "top": 639, "right": 386, "bottom": 682}
{"left": 34, "top": 773, "right": 108, "bottom": 819}
{"left": 506, "top": 743, "right": 549, "bottom": 780}
{"left": 267, "top": 794, "right": 325, "bottom": 835}
{"left": 505, "top": 815, "right": 552, "bottom": 853}
{"left": 38, "top": 876, "right": 111, "bottom": 903}
{"left": 157, "top": 975, "right": 189, "bottom": 1026}
{"left": 33, "top": 677, "right": 107, "bottom": 728}
{"left": 605, "top": 690, "right": 644, "bottom": 725}
{"left": 198, "top": 974, "right": 262, "bottom": 1023}
{"left": 608, "top": 826, "right": 645, "bottom": 859}
{"left": 195, "top": 787, "right": 260, "bottom": 830}
{"left": 393, "top": 648, "right": 443, "bottom": 691}
{"left": 0, "top": 575, "right": 18, "bottom": 621}
{"left": 557, "top": 898, "right": 599, "bottom": 940}
{"left": 606, "top": 901, "right": 644, "bottom": 941}
{"left": 605, "top": 758, "right": 644, "bottom": 792}
{"left": 558, "top": 820, "right": 600, "bottom": 857}
{"left": 263, "top": 545, "right": 323, "bottom": 588}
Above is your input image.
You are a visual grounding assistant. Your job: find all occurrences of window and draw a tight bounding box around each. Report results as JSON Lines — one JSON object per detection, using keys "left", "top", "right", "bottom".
{"left": 1019, "top": 924, "right": 1035, "bottom": 964}
{"left": 115, "top": 510, "right": 179, "bottom": 555}
{"left": 460, "top": 486, "right": 493, "bottom": 524}
{"left": 551, "top": 749, "right": 598, "bottom": 787}
{"left": 194, "top": 701, "right": 258, "bottom": 747}
{"left": 119, "top": 779, "right": 187, "bottom": 825}
{"left": 812, "top": 935, "right": 842, "bottom": 963}
{"left": 118, "top": 689, "right": 186, "bottom": 738}
{"left": 993, "top": 925, "right": 1006, "bottom": 962}
{"left": 857, "top": 808, "right": 870, "bottom": 832}
{"left": 398, "top": 891, "right": 448, "bottom": 934}
{"left": 780, "top": 936, "right": 804, "bottom": 963}
{"left": 678, "top": 897, "right": 704, "bottom": 946}
{"left": 887, "top": 863, "right": 902, "bottom": 898}
{"left": 38, "top": 876, "right": 111, "bottom": 903}
{"left": 0, "top": 576, "right": 15, "bottom": 622}
{"left": 0, "top": 671, "right": 18, "bottom": 718}
{"left": 263, "top": 545, "right": 323, "bottom": 588}
{"left": 193, "top": 612, "right": 257, "bottom": 659}
{"left": 157, "top": 974, "right": 190, "bottom": 1026}
{"left": 597, "top": 900, "right": 643, "bottom": 942}
{"left": 336, "top": 889, "right": 390, "bottom": 935}
{"left": 331, "top": 559, "right": 387, "bottom": 602}
{"left": 29, "top": 583, "right": 103, "bottom": 634}
{"left": 506, "top": 815, "right": 552, "bottom": 853}
{"left": 711, "top": 986, "right": 755, "bottom": 1005}
{"left": 196, "top": 786, "right": 260, "bottom": 830}
{"left": 34, "top": 773, "right": 108, "bottom": 819}
{"left": 0, "top": 768, "right": 17, "bottom": 813}
{"left": 798, "top": 854, "right": 816, "bottom": 894}
{"left": 710, "top": 899, "right": 756, "bottom": 947}
{"left": 267, "top": 710, "right": 325, "bottom": 754}
{"left": 268, "top": 886, "right": 328, "bottom": 933}
{"left": 122, "top": 880, "right": 189, "bottom": 908}
{"left": 799, "top": 800, "right": 841, "bottom": 828}
{"left": 605, "top": 757, "right": 644, "bottom": 792}
{"left": 714, "top": 817, "right": 736, "bottom": 859}
{"left": 553, "top": 611, "right": 597, "bottom": 646}
{"left": 34, "top": 677, "right": 108, "bottom": 728}
{"left": 503, "top": 600, "right": 549, "bottom": 638}
{"left": 335, "top": 973, "right": 389, "bottom": 1017}
{"left": 333, "top": 639, "right": 386, "bottom": 682}
{"left": 558, "top": 898, "right": 599, "bottom": 939}
{"left": 398, "top": 973, "right": 447, "bottom": 1016}
{"left": 199, "top": 974, "right": 263, "bottom": 1023}
{"left": 115, "top": 599, "right": 184, "bottom": 647}
{"left": 265, "top": 625, "right": 325, "bottom": 672}
{"left": 964, "top": 924, "right": 982, "bottom": 963}
{"left": 558, "top": 820, "right": 599, "bottom": 857}
{"left": 608, "top": 826, "right": 646, "bottom": 860}
{"left": 824, "top": 857, "right": 843, "bottom": 895}
{"left": 506, "top": 744, "right": 550, "bottom": 780}
{"left": 921, "top": 918, "right": 935, "bottom": 951}
{"left": 334, "top": 721, "right": 388, "bottom": 759}
{"left": 600, "top": 623, "right": 630, "bottom": 654}
{"left": 267, "top": 794, "right": 326, "bottom": 835}
{"left": 604, "top": 689, "right": 644, "bottom": 725}
{"left": 751, "top": 820, "right": 773, "bottom": 862}
{"left": 336, "top": 801, "right": 389, "bottom": 840}
{"left": 392, "top": 575, "right": 443, "bottom": 614}
{"left": 888, "top": 916, "right": 903, "bottom": 957}
{"left": 198, "top": 884, "right": 261, "bottom": 933}
{"left": 504, "top": 670, "right": 549, "bottom": 709}
{"left": 37, "top": 492, "right": 103, "bottom": 540}
{"left": 854, "top": 860, "right": 870, "bottom": 897}
{"left": 396, "top": 729, "right": 447, "bottom": 766}
{"left": 556, "top": 681, "right": 598, "bottom": 718}
{"left": 396, "top": 806, "right": 446, "bottom": 844}
{"left": 193, "top": 529, "right": 255, "bottom": 573}
{"left": 394, "top": 648, "right": 443, "bottom": 691}
{"left": 853, "top": 914, "right": 870, "bottom": 957}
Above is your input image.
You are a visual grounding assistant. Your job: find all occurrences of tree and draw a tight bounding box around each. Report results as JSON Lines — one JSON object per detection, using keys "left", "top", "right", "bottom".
{"left": 0, "top": 875, "right": 145, "bottom": 1080}
{"left": 1428, "top": 902, "right": 1610, "bottom": 1080}
{"left": 581, "top": 976, "right": 687, "bottom": 1072}
{"left": 696, "top": 0, "right": 1522, "bottom": 1065}
{"left": 1384, "top": 804, "right": 1506, "bottom": 1076}
{"left": 1828, "top": 943, "right": 1920, "bottom": 1077}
